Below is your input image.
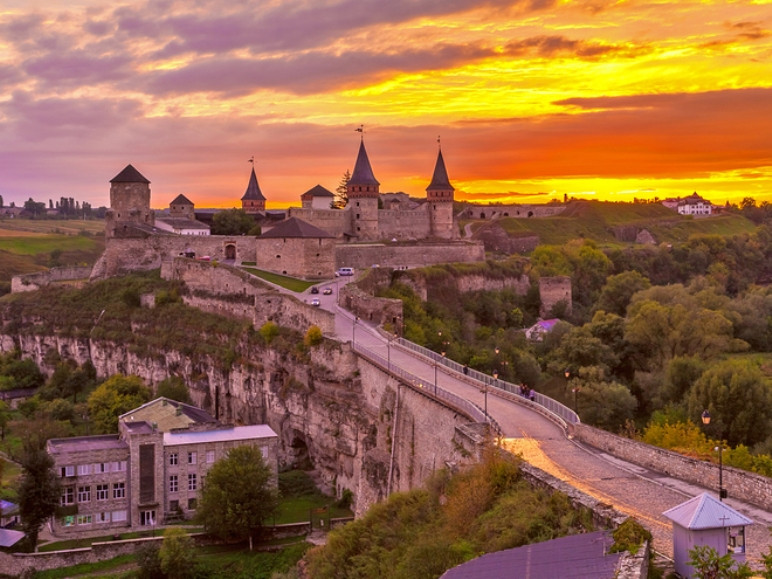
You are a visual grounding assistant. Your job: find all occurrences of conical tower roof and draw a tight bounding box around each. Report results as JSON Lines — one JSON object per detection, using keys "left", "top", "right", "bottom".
{"left": 426, "top": 149, "right": 454, "bottom": 192}
{"left": 241, "top": 167, "right": 266, "bottom": 201}
{"left": 349, "top": 140, "right": 380, "bottom": 187}
{"left": 111, "top": 164, "right": 150, "bottom": 184}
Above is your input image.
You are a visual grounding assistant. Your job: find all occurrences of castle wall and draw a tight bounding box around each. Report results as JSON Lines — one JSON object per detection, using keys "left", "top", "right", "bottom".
{"left": 91, "top": 236, "right": 257, "bottom": 280}
{"left": 460, "top": 204, "right": 566, "bottom": 220}
{"left": 12, "top": 266, "right": 93, "bottom": 293}
{"left": 349, "top": 197, "right": 379, "bottom": 240}
{"left": 286, "top": 207, "right": 349, "bottom": 237}
{"left": 162, "top": 258, "right": 336, "bottom": 335}
{"left": 539, "top": 275, "right": 572, "bottom": 316}
{"left": 255, "top": 236, "right": 336, "bottom": 280}
{"left": 335, "top": 241, "right": 484, "bottom": 270}
{"left": 378, "top": 208, "right": 432, "bottom": 240}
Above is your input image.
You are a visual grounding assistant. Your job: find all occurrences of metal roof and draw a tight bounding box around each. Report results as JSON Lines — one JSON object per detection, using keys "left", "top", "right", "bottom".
{"left": 441, "top": 531, "right": 622, "bottom": 579}
{"left": 349, "top": 139, "right": 380, "bottom": 187}
{"left": 163, "top": 424, "right": 277, "bottom": 446}
{"left": 426, "top": 149, "right": 454, "bottom": 192}
{"left": 48, "top": 434, "right": 127, "bottom": 453}
{"left": 663, "top": 493, "right": 753, "bottom": 529}
{"left": 241, "top": 167, "right": 266, "bottom": 201}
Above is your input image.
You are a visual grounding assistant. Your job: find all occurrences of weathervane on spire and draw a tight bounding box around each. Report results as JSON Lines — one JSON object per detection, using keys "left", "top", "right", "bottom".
{"left": 437, "top": 135, "right": 441, "bottom": 150}
{"left": 355, "top": 125, "right": 364, "bottom": 141}
{"left": 248, "top": 155, "right": 254, "bottom": 165}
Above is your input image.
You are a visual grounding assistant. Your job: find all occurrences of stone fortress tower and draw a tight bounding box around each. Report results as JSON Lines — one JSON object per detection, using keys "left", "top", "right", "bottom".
{"left": 105, "top": 164, "right": 154, "bottom": 239}
{"left": 426, "top": 145, "right": 455, "bottom": 239}
{"left": 347, "top": 137, "right": 381, "bottom": 239}
{"left": 241, "top": 163, "right": 267, "bottom": 215}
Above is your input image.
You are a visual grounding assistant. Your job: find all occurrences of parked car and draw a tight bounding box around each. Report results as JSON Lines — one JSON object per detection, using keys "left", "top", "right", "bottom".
{"left": 322, "top": 287, "right": 333, "bottom": 295}
{"left": 311, "top": 298, "right": 321, "bottom": 307}
{"left": 310, "top": 287, "right": 319, "bottom": 294}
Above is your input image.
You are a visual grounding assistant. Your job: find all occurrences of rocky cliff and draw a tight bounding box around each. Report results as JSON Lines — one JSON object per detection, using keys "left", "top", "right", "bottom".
{"left": 0, "top": 325, "right": 481, "bottom": 516}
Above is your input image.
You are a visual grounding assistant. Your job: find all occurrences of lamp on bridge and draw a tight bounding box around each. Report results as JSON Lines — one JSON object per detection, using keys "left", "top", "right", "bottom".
{"left": 701, "top": 410, "right": 727, "bottom": 501}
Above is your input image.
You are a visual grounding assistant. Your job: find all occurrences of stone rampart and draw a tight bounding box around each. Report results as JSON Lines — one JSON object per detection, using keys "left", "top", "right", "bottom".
{"left": 287, "top": 207, "right": 348, "bottom": 237}
{"left": 378, "top": 209, "right": 431, "bottom": 240}
{"left": 339, "top": 283, "right": 402, "bottom": 332}
{"left": 335, "top": 241, "right": 484, "bottom": 270}
{"left": 571, "top": 423, "right": 772, "bottom": 511}
{"left": 11, "top": 266, "right": 93, "bottom": 293}
{"left": 460, "top": 204, "right": 566, "bottom": 220}
{"left": 539, "top": 275, "right": 572, "bottom": 316}
{"left": 163, "top": 259, "right": 335, "bottom": 335}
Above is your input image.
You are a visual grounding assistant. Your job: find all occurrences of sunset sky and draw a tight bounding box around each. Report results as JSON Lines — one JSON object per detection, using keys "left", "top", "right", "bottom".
{"left": 1, "top": 0, "right": 771, "bottom": 209}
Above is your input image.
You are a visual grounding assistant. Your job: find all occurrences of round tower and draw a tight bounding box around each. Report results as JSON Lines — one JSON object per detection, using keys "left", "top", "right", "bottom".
{"left": 347, "top": 138, "right": 380, "bottom": 240}
{"left": 426, "top": 147, "right": 455, "bottom": 239}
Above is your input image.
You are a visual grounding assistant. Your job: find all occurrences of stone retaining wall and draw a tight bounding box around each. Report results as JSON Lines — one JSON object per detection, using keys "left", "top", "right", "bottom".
{"left": 571, "top": 423, "right": 772, "bottom": 511}
{"left": 11, "top": 266, "right": 93, "bottom": 293}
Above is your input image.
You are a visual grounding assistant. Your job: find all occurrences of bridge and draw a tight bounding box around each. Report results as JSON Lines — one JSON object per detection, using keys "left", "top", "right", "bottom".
{"left": 312, "top": 282, "right": 772, "bottom": 567}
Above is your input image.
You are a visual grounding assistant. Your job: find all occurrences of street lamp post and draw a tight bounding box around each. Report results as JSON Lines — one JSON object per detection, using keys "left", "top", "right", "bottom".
{"left": 487, "top": 370, "right": 498, "bottom": 419}
{"left": 701, "top": 410, "right": 727, "bottom": 501}
{"left": 352, "top": 316, "right": 359, "bottom": 347}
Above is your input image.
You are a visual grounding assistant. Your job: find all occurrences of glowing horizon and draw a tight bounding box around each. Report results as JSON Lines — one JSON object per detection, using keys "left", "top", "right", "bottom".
{"left": 1, "top": 0, "right": 770, "bottom": 209}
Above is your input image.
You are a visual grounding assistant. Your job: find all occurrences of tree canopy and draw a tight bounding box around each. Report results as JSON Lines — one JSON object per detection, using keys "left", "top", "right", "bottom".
{"left": 196, "top": 445, "right": 278, "bottom": 550}
{"left": 87, "top": 374, "right": 152, "bottom": 434}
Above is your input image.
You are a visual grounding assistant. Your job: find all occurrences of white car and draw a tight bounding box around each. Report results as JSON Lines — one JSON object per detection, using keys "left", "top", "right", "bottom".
{"left": 311, "top": 298, "right": 321, "bottom": 307}
{"left": 336, "top": 267, "right": 354, "bottom": 276}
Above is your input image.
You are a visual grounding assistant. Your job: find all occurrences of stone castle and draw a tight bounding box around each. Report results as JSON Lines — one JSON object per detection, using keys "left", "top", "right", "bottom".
{"left": 95, "top": 139, "right": 483, "bottom": 280}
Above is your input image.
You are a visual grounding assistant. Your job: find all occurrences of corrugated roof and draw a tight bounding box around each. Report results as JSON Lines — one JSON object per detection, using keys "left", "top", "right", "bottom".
{"left": 260, "top": 217, "right": 335, "bottom": 239}
{"left": 663, "top": 493, "right": 753, "bottom": 529}
{"left": 301, "top": 184, "right": 335, "bottom": 199}
{"left": 426, "top": 149, "right": 454, "bottom": 192}
{"left": 241, "top": 167, "right": 266, "bottom": 201}
{"left": 111, "top": 164, "right": 150, "bottom": 184}
{"left": 164, "top": 424, "right": 277, "bottom": 446}
{"left": 349, "top": 140, "right": 380, "bottom": 187}
{"left": 170, "top": 194, "right": 193, "bottom": 205}
{"left": 441, "top": 531, "right": 622, "bottom": 579}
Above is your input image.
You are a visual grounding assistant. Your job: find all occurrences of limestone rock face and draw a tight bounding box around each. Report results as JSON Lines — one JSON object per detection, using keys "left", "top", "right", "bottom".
{"left": 0, "top": 330, "right": 478, "bottom": 516}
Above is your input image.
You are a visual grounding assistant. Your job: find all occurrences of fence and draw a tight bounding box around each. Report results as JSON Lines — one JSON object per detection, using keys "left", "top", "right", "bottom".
{"left": 352, "top": 341, "right": 503, "bottom": 435}
{"left": 393, "top": 338, "right": 579, "bottom": 428}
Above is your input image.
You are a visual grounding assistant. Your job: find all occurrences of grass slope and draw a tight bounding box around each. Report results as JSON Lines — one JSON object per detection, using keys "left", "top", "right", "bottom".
{"left": 496, "top": 201, "right": 757, "bottom": 246}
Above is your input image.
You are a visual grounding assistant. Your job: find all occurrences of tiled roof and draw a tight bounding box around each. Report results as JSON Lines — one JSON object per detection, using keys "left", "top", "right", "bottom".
{"left": 349, "top": 140, "right": 380, "bottom": 187}
{"left": 170, "top": 194, "right": 193, "bottom": 205}
{"left": 241, "top": 167, "right": 266, "bottom": 201}
{"left": 156, "top": 217, "right": 210, "bottom": 230}
{"left": 260, "top": 217, "right": 335, "bottom": 238}
{"left": 426, "top": 149, "right": 454, "bottom": 192}
{"left": 111, "top": 164, "right": 150, "bottom": 184}
{"left": 441, "top": 531, "right": 622, "bottom": 579}
{"left": 663, "top": 493, "right": 753, "bottom": 529}
{"left": 301, "top": 184, "right": 335, "bottom": 199}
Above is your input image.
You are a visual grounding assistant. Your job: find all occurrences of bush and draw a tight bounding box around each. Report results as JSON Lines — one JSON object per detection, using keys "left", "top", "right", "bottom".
{"left": 304, "top": 325, "right": 323, "bottom": 347}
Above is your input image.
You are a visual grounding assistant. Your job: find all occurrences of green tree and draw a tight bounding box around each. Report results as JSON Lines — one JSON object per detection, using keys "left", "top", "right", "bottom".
{"left": 686, "top": 360, "right": 772, "bottom": 447}
{"left": 333, "top": 170, "right": 350, "bottom": 209}
{"left": 156, "top": 376, "right": 191, "bottom": 404}
{"left": 87, "top": 374, "right": 152, "bottom": 434}
{"left": 571, "top": 367, "right": 637, "bottom": 431}
{"left": 687, "top": 544, "right": 753, "bottom": 578}
{"left": 159, "top": 527, "right": 197, "bottom": 579}
{"left": 211, "top": 208, "right": 256, "bottom": 235}
{"left": 0, "top": 400, "right": 10, "bottom": 440}
{"left": 197, "top": 445, "right": 278, "bottom": 550}
{"left": 17, "top": 444, "right": 60, "bottom": 550}
{"left": 595, "top": 270, "right": 651, "bottom": 316}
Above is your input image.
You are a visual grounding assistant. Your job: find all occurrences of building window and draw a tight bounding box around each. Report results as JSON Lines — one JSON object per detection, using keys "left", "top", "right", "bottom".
{"left": 96, "top": 484, "right": 109, "bottom": 501}
{"left": 61, "top": 487, "right": 74, "bottom": 505}
{"left": 170, "top": 499, "right": 179, "bottom": 513}
{"left": 113, "top": 482, "right": 125, "bottom": 499}
{"left": 78, "top": 464, "right": 91, "bottom": 476}
{"left": 169, "top": 475, "right": 178, "bottom": 493}
{"left": 94, "top": 462, "right": 108, "bottom": 474}
{"left": 188, "top": 452, "right": 197, "bottom": 465}
{"left": 96, "top": 512, "right": 109, "bottom": 524}
{"left": 112, "top": 461, "right": 127, "bottom": 472}
{"left": 188, "top": 473, "right": 197, "bottom": 491}
{"left": 60, "top": 466, "right": 75, "bottom": 478}
{"left": 112, "top": 510, "right": 127, "bottom": 522}
{"left": 77, "top": 486, "right": 91, "bottom": 502}
{"left": 169, "top": 453, "right": 178, "bottom": 466}
{"left": 206, "top": 451, "right": 215, "bottom": 464}
{"left": 77, "top": 515, "right": 92, "bottom": 525}
{"left": 188, "top": 498, "right": 197, "bottom": 510}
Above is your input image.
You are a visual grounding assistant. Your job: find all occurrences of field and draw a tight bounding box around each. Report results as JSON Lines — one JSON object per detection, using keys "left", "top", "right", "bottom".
{"left": 490, "top": 201, "right": 758, "bottom": 247}
{"left": 0, "top": 219, "right": 105, "bottom": 293}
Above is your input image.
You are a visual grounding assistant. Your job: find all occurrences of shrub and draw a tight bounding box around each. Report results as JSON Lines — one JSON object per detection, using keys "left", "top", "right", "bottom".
{"left": 304, "top": 325, "right": 323, "bottom": 347}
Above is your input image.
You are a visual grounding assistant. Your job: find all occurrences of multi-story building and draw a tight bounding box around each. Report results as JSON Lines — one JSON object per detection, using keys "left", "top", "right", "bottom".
{"left": 46, "top": 398, "right": 278, "bottom": 537}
